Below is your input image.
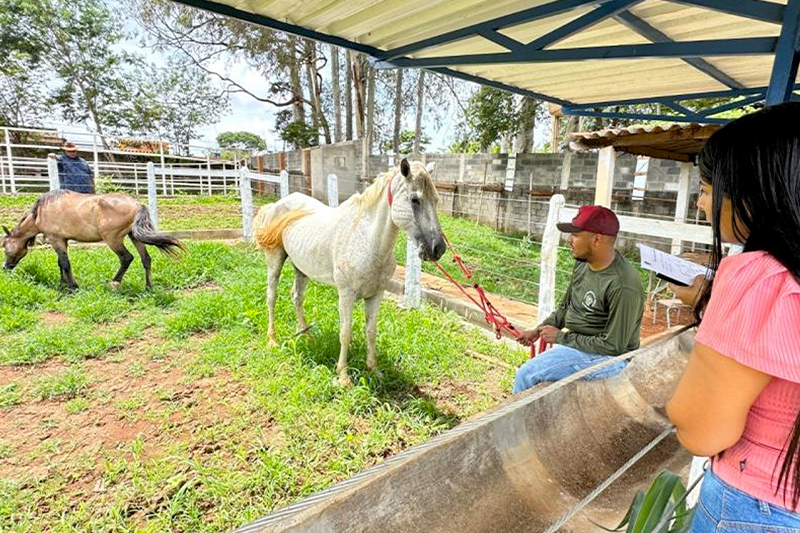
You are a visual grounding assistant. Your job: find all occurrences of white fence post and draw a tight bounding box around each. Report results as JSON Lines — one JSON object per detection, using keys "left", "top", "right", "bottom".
{"left": 280, "top": 170, "right": 289, "bottom": 198}
{"left": 146, "top": 162, "right": 159, "bottom": 229}
{"left": 240, "top": 167, "right": 254, "bottom": 241}
{"left": 538, "top": 194, "right": 565, "bottom": 323}
{"left": 92, "top": 133, "right": 100, "bottom": 182}
{"left": 327, "top": 174, "right": 339, "bottom": 207}
{"left": 206, "top": 155, "right": 212, "bottom": 195}
{"left": 47, "top": 156, "right": 59, "bottom": 191}
{"left": 403, "top": 239, "right": 422, "bottom": 309}
{"left": 4, "top": 128, "right": 16, "bottom": 193}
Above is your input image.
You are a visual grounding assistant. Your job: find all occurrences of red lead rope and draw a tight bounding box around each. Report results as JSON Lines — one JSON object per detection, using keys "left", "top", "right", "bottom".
{"left": 432, "top": 233, "right": 547, "bottom": 359}
{"left": 387, "top": 170, "right": 545, "bottom": 358}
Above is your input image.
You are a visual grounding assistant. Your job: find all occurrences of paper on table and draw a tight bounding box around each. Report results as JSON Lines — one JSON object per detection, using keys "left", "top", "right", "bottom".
{"left": 637, "top": 244, "right": 711, "bottom": 286}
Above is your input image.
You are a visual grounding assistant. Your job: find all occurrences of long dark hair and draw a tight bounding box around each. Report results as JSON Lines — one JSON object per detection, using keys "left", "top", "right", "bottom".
{"left": 695, "top": 102, "right": 800, "bottom": 508}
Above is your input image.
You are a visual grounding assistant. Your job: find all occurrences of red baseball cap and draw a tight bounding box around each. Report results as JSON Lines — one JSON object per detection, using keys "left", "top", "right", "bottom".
{"left": 557, "top": 205, "right": 620, "bottom": 236}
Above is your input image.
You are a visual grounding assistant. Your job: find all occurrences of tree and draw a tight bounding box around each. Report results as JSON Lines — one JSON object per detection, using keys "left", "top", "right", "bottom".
{"left": 216, "top": 131, "right": 266, "bottom": 152}
{"left": 382, "top": 129, "right": 431, "bottom": 154}
{"left": 458, "top": 87, "right": 518, "bottom": 152}
{"left": 275, "top": 110, "right": 318, "bottom": 149}
{"left": 393, "top": 69, "right": 404, "bottom": 154}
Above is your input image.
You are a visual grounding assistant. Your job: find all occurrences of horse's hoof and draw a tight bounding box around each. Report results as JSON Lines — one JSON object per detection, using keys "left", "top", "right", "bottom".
{"left": 333, "top": 374, "right": 352, "bottom": 387}
{"left": 267, "top": 337, "right": 278, "bottom": 348}
{"left": 109, "top": 281, "right": 121, "bottom": 289}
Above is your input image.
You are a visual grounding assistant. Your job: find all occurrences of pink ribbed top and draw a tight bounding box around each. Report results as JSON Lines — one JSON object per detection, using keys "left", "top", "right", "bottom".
{"left": 695, "top": 251, "right": 800, "bottom": 510}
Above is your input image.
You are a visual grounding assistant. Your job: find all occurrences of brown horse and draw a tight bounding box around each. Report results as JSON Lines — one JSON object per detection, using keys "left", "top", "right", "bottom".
{"left": 1, "top": 190, "right": 185, "bottom": 290}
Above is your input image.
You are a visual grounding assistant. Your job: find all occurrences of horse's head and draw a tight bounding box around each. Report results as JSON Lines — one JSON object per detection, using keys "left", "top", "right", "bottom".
{"left": 2, "top": 225, "right": 34, "bottom": 270}
{"left": 391, "top": 158, "right": 446, "bottom": 261}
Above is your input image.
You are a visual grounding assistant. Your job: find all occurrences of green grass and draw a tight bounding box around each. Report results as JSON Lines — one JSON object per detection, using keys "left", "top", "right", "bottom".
{"left": 395, "top": 214, "right": 577, "bottom": 305}
{"left": 0, "top": 193, "right": 273, "bottom": 231}
{"left": 0, "top": 237, "right": 525, "bottom": 533}
{"left": 33, "top": 366, "right": 89, "bottom": 400}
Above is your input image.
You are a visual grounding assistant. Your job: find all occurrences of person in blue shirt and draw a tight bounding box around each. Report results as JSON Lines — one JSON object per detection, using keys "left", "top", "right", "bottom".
{"left": 48, "top": 142, "right": 95, "bottom": 193}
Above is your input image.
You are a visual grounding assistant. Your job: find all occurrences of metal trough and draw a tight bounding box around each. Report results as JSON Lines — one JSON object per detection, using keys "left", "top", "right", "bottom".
{"left": 236, "top": 330, "right": 694, "bottom": 533}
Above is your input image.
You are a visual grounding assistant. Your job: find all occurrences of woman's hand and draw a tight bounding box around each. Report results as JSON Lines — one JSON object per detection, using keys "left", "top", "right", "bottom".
{"left": 668, "top": 275, "right": 706, "bottom": 307}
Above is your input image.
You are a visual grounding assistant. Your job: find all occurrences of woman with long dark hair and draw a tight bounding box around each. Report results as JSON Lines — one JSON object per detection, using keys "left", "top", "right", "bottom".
{"left": 667, "top": 102, "right": 800, "bottom": 531}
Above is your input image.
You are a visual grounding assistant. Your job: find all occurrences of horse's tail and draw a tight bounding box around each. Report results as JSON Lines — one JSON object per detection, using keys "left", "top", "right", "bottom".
{"left": 131, "top": 205, "right": 186, "bottom": 258}
{"left": 254, "top": 209, "right": 309, "bottom": 251}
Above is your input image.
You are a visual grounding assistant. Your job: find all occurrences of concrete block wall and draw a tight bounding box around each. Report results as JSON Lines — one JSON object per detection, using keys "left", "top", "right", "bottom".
{"left": 254, "top": 144, "right": 706, "bottom": 247}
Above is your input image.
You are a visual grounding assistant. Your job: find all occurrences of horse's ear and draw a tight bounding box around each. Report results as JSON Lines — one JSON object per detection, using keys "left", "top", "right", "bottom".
{"left": 425, "top": 161, "right": 436, "bottom": 176}
{"left": 400, "top": 158, "right": 411, "bottom": 178}
{"left": 2, "top": 226, "right": 9, "bottom": 236}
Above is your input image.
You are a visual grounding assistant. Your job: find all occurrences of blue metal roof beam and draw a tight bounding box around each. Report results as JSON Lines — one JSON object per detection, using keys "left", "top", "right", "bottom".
{"left": 698, "top": 93, "right": 765, "bottom": 116}
{"left": 765, "top": 0, "right": 800, "bottom": 105}
{"left": 561, "top": 109, "right": 731, "bottom": 124}
{"left": 667, "top": 0, "right": 785, "bottom": 24}
{"left": 614, "top": 10, "right": 744, "bottom": 89}
{"left": 379, "top": 37, "right": 777, "bottom": 68}
{"left": 525, "top": 0, "right": 644, "bottom": 50}
{"left": 379, "top": 0, "right": 614, "bottom": 61}
{"left": 566, "top": 85, "right": 795, "bottom": 108}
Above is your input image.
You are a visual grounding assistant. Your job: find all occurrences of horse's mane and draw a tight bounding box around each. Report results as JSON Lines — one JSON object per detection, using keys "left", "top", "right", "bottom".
{"left": 31, "top": 189, "right": 69, "bottom": 220}
{"left": 348, "top": 162, "right": 438, "bottom": 211}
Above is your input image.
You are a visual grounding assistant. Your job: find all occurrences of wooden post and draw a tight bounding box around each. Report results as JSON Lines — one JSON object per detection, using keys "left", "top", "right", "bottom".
{"left": 327, "top": 174, "right": 339, "bottom": 207}
{"left": 280, "top": 170, "right": 289, "bottom": 198}
{"left": 146, "top": 162, "right": 159, "bottom": 229}
{"left": 4, "top": 128, "right": 16, "bottom": 193}
{"left": 594, "top": 146, "right": 616, "bottom": 207}
{"left": 92, "top": 133, "right": 100, "bottom": 182}
{"left": 222, "top": 162, "right": 227, "bottom": 195}
{"left": 133, "top": 165, "right": 139, "bottom": 195}
{"left": 527, "top": 171, "right": 534, "bottom": 235}
{"left": 47, "top": 156, "right": 59, "bottom": 191}
{"left": 159, "top": 140, "right": 167, "bottom": 195}
{"left": 403, "top": 238, "right": 422, "bottom": 309}
{"left": 206, "top": 155, "right": 212, "bottom": 195}
{"left": 240, "top": 167, "right": 254, "bottom": 241}
{"left": 538, "top": 194, "right": 565, "bottom": 324}
{"left": 672, "top": 161, "right": 692, "bottom": 254}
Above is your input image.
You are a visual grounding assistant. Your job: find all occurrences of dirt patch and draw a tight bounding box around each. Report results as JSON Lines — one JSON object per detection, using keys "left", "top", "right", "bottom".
{"left": 0, "top": 341, "right": 275, "bottom": 490}
{"left": 41, "top": 312, "right": 70, "bottom": 327}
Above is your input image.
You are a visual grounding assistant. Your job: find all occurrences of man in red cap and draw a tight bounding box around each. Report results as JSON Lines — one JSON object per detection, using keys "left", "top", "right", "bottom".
{"left": 513, "top": 205, "right": 644, "bottom": 394}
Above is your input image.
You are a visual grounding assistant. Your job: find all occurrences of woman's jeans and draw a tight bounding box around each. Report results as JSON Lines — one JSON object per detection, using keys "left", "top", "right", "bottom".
{"left": 512, "top": 344, "right": 628, "bottom": 394}
{"left": 691, "top": 469, "right": 800, "bottom": 532}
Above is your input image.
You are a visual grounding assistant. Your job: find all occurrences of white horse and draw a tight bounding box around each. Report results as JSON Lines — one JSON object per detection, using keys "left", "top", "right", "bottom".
{"left": 253, "top": 159, "right": 446, "bottom": 386}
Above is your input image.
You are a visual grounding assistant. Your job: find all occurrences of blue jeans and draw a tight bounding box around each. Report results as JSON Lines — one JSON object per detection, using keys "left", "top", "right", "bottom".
{"left": 512, "top": 344, "right": 628, "bottom": 394}
{"left": 692, "top": 469, "right": 800, "bottom": 533}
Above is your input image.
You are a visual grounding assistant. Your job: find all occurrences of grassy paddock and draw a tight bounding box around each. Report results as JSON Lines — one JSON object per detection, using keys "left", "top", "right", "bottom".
{"left": 0, "top": 193, "right": 274, "bottom": 232}
{"left": 0, "top": 240, "right": 526, "bottom": 533}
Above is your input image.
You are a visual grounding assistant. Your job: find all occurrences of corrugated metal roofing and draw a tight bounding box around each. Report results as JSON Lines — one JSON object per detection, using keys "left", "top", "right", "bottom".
{"left": 568, "top": 123, "right": 721, "bottom": 161}
{"left": 172, "top": 0, "right": 796, "bottom": 109}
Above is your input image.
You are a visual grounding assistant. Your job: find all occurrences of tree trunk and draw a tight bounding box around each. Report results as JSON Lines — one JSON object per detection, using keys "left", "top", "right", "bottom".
{"left": 345, "top": 50, "right": 353, "bottom": 141}
{"left": 331, "top": 44, "right": 342, "bottom": 143}
{"left": 514, "top": 96, "right": 536, "bottom": 153}
{"left": 303, "top": 41, "right": 332, "bottom": 145}
{"left": 393, "top": 69, "right": 403, "bottom": 154}
{"left": 412, "top": 70, "right": 425, "bottom": 156}
{"left": 288, "top": 37, "right": 305, "bottom": 124}
{"left": 366, "top": 63, "right": 376, "bottom": 155}
{"left": 353, "top": 54, "right": 365, "bottom": 139}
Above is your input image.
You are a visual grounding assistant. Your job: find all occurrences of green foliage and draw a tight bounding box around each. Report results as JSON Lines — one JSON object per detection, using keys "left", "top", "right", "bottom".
{"left": 381, "top": 129, "right": 431, "bottom": 154}
{"left": 278, "top": 119, "right": 319, "bottom": 150}
{"left": 0, "top": 382, "right": 21, "bottom": 409}
{"left": 217, "top": 131, "right": 267, "bottom": 152}
{"left": 33, "top": 366, "right": 89, "bottom": 400}
{"left": 598, "top": 471, "right": 697, "bottom": 533}
{"left": 94, "top": 174, "right": 123, "bottom": 194}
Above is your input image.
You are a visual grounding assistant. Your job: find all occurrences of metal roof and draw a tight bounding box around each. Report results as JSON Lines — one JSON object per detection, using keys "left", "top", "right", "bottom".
{"left": 568, "top": 123, "right": 721, "bottom": 161}
{"left": 172, "top": 0, "right": 800, "bottom": 121}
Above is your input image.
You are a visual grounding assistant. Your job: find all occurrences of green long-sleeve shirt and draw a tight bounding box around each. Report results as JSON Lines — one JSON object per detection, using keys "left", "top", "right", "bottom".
{"left": 541, "top": 252, "right": 644, "bottom": 356}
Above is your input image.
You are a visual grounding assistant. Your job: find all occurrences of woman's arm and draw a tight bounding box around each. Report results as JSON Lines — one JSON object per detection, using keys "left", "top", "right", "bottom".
{"left": 667, "top": 342, "right": 772, "bottom": 457}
